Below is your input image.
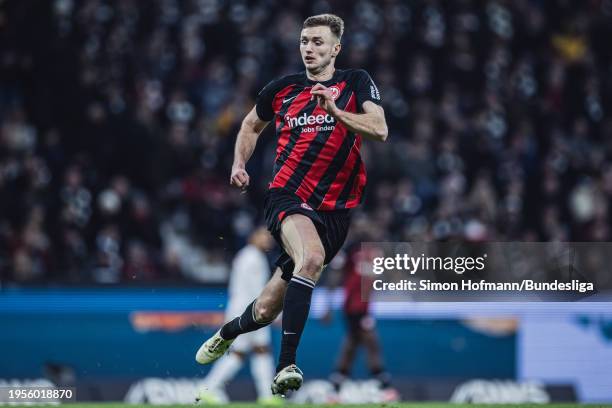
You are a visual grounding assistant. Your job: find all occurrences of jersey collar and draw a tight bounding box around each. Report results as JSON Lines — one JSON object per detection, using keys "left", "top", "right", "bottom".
{"left": 304, "top": 69, "right": 340, "bottom": 86}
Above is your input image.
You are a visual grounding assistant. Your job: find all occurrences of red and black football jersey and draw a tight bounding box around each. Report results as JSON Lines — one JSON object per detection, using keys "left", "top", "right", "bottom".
{"left": 255, "top": 69, "right": 382, "bottom": 211}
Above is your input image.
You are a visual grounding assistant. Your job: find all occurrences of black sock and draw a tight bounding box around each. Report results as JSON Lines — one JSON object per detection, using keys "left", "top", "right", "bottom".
{"left": 220, "top": 300, "right": 271, "bottom": 340}
{"left": 277, "top": 275, "right": 315, "bottom": 372}
{"left": 329, "top": 370, "right": 348, "bottom": 391}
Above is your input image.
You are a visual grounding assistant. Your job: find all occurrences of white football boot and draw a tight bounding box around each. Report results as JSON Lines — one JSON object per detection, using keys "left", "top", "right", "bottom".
{"left": 195, "top": 329, "right": 234, "bottom": 364}
{"left": 271, "top": 364, "right": 303, "bottom": 396}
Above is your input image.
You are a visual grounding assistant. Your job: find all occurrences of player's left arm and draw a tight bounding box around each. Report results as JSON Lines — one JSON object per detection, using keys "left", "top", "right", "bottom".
{"left": 310, "top": 84, "right": 388, "bottom": 142}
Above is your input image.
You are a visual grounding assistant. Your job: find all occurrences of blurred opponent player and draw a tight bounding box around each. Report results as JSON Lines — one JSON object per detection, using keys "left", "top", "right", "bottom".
{"left": 324, "top": 220, "right": 398, "bottom": 401}
{"left": 196, "top": 227, "right": 279, "bottom": 404}
{"left": 196, "top": 13, "right": 388, "bottom": 396}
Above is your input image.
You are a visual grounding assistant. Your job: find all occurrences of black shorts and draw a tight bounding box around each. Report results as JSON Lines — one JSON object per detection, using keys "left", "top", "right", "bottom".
{"left": 345, "top": 312, "right": 376, "bottom": 338}
{"left": 264, "top": 188, "right": 351, "bottom": 282}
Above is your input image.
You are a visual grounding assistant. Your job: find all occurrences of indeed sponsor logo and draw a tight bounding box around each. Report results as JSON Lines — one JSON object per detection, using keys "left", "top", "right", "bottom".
{"left": 285, "top": 113, "right": 335, "bottom": 129}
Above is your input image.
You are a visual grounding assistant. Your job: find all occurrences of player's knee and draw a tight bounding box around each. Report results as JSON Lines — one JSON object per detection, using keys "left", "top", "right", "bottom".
{"left": 299, "top": 249, "right": 325, "bottom": 280}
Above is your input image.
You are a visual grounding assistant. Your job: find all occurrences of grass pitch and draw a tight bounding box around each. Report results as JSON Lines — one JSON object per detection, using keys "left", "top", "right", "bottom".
{"left": 21, "top": 404, "right": 612, "bottom": 408}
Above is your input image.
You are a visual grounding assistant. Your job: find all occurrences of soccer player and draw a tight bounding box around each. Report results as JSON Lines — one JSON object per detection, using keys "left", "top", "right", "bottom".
{"left": 324, "top": 235, "right": 395, "bottom": 398}
{"left": 196, "top": 13, "right": 388, "bottom": 396}
{"left": 196, "top": 227, "right": 278, "bottom": 404}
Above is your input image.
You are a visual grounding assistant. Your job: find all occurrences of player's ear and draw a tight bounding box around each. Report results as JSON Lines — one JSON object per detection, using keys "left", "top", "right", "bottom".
{"left": 332, "top": 42, "right": 341, "bottom": 57}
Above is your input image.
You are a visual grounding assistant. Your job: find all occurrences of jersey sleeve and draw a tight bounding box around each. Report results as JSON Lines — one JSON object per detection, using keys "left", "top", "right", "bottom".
{"left": 255, "top": 80, "right": 278, "bottom": 122}
{"left": 354, "top": 69, "right": 382, "bottom": 110}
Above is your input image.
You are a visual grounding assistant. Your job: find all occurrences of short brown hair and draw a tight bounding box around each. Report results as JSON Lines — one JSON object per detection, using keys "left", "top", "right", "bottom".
{"left": 303, "top": 14, "right": 344, "bottom": 41}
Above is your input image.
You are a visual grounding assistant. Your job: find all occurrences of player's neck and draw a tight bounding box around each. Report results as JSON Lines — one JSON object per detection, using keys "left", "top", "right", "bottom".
{"left": 306, "top": 65, "right": 335, "bottom": 82}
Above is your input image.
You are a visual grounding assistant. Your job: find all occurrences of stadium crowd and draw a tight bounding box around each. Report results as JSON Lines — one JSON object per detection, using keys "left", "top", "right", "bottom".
{"left": 1, "top": 0, "right": 612, "bottom": 283}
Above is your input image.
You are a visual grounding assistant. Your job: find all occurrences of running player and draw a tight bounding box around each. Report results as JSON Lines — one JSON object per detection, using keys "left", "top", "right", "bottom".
{"left": 196, "top": 13, "right": 387, "bottom": 396}
{"left": 196, "top": 227, "right": 278, "bottom": 404}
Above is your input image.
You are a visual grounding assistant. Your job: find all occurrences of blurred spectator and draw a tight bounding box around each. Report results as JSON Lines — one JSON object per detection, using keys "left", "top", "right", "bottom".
{"left": 1, "top": 0, "right": 612, "bottom": 283}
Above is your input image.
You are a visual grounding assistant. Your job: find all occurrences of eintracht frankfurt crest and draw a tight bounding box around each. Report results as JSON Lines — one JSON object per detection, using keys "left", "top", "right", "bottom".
{"left": 329, "top": 86, "right": 340, "bottom": 100}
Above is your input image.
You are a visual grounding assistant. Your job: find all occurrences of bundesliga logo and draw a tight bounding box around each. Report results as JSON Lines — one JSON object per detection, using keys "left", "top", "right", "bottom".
{"left": 285, "top": 112, "right": 336, "bottom": 128}
{"left": 300, "top": 203, "right": 313, "bottom": 211}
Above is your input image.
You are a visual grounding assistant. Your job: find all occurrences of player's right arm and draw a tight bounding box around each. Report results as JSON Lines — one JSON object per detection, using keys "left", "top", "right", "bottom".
{"left": 230, "top": 107, "right": 269, "bottom": 189}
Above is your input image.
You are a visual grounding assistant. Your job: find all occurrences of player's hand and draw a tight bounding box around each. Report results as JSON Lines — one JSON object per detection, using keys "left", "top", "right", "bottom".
{"left": 310, "top": 83, "right": 338, "bottom": 115}
{"left": 230, "top": 165, "right": 250, "bottom": 190}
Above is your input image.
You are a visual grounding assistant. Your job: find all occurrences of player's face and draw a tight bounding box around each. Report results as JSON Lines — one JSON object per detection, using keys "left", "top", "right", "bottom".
{"left": 300, "top": 26, "right": 340, "bottom": 73}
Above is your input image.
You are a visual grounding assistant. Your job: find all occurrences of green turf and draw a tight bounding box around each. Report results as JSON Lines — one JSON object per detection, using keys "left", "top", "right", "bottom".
{"left": 19, "top": 404, "right": 612, "bottom": 408}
